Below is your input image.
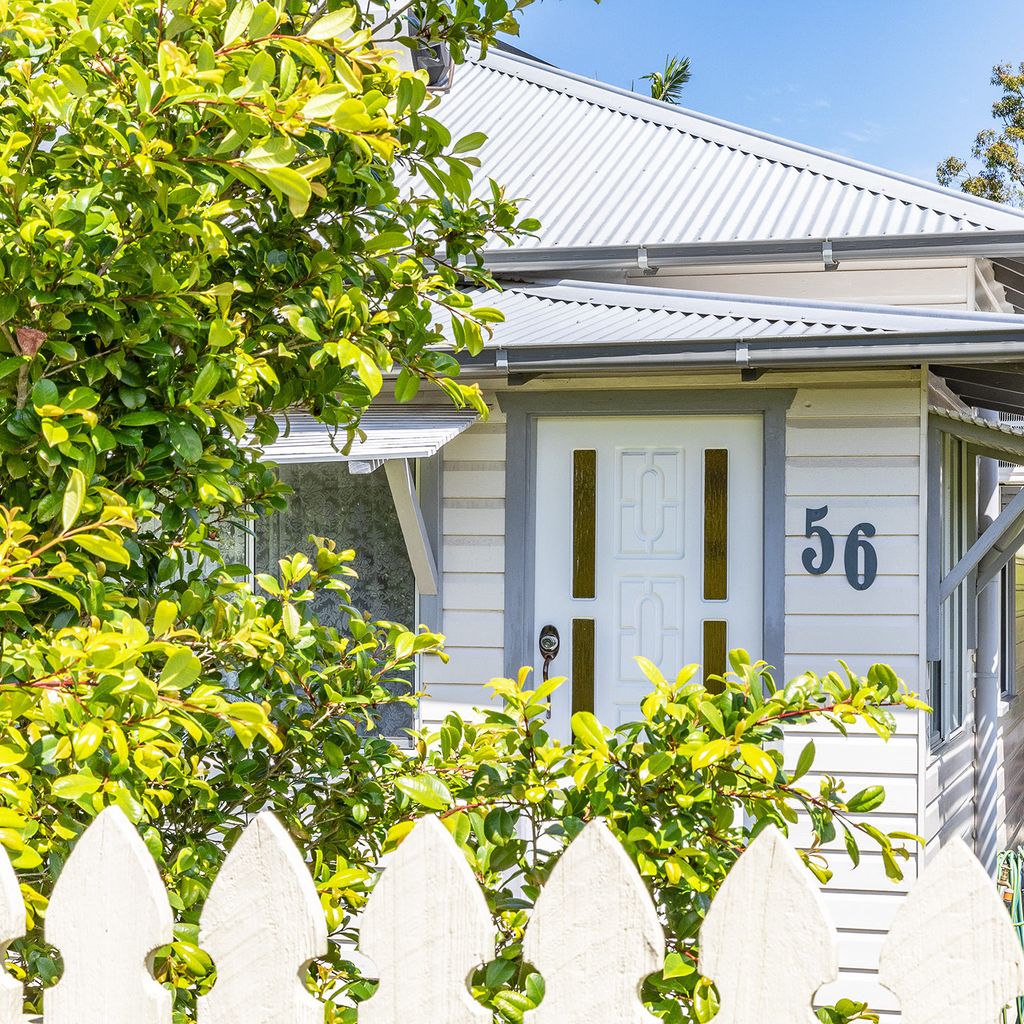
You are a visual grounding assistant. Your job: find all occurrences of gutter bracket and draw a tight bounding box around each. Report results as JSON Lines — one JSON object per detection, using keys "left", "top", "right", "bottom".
{"left": 822, "top": 239, "right": 840, "bottom": 271}
{"left": 735, "top": 342, "right": 750, "bottom": 367}
{"left": 495, "top": 348, "right": 509, "bottom": 372}
{"left": 637, "top": 245, "right": 658, "bottom": 277}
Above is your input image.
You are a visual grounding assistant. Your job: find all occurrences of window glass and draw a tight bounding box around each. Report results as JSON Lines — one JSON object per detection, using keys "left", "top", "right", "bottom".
{"left": 254, "top": 461, "right": 417, "bottom": 738}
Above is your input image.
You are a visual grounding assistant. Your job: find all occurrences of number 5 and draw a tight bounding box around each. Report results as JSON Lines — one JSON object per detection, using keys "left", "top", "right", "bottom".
{"left": 802, "top": 506, "right": 835, "bottom": 575}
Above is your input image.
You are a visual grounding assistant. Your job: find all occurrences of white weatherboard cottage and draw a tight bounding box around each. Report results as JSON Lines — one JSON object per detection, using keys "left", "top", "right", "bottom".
{"left": 249, "top": 48, "right": 1024, "bottom": 1014}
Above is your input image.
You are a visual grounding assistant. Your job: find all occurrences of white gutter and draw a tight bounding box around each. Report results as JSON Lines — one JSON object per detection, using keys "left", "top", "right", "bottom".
{"left": 480, "top": 231, "right": 1024, "bottom": 275}
{"left": 459, "top": 330, "right": 1024, "bottom": 377}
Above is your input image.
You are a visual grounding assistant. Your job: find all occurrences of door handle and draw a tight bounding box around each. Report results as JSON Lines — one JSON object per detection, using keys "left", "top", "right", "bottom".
{"left": 539, "top": 624, "right": 560, "bottom": 682}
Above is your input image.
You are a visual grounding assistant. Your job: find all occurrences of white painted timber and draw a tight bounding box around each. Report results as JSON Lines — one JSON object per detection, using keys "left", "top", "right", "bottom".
{"left": 784, "top": 535, "right": 920, "bottom": 575}
{"left": 784, "top": 495, "right": 920, "bottom": 535}
{"left": 8, "top": 812, "right": 1024, "bottom": 1023}
{"left": 384, "top": 458, "right": 439, "bottom": 596}
{"left": 0, "top": 847, "right": 22, "bottom": 1024}
{"left": 879, "top": 839, "right": 1024, "bottom": 1024}
{"left": 523, "top": 820, "right": 664, "bottom": 1024}
{"left": 198, "top": 813, "right": 326, "bottom": 1024}
{"left": 925, "top": 724, "right": 976, "bottom": 849}
{"left": 360, "top": 816, "right": 494, "bottom": 1024}
{"left": 782, "top": 381, "right": 925, "bottom": 1012}
{"left": 701, "top": 827, "right": 837, "bottom": 1024}
{"left": 786, "top": 458, "right": 921, "bottom": 497}
{"left": 787, "top": 575, "right": 919, "bottom": 615}
{"left": 44, "top": 807, "right": 173, "bottom": 1024}
{"left": 646, "top": 261, "right": 972, "bottom": 309}
{"left": 421, "top": 414, "right": 508, "bottom": 725}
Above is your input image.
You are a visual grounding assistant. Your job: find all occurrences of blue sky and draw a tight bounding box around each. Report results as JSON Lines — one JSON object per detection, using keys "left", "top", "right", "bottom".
{"left": 511, "top": 0, "right": 1024, "bottom": 184}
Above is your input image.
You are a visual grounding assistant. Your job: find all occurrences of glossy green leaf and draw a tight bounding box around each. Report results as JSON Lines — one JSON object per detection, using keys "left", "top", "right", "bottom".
{"left": 395, "top": 774, "right": 452, "bottom": 811}
{"left": 61, "top": 468, "right": 86, "bottom": 532}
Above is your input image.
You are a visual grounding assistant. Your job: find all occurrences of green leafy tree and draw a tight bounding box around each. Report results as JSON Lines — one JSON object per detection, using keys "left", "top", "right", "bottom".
{"left": 0, "top": 0, "right": 532, "bottom": 1014}
{"left": 938, "top": 62, "right": 1024, "bottom": 205}
{"left": 643, "top": 54, "right": 692, "bottom": 105}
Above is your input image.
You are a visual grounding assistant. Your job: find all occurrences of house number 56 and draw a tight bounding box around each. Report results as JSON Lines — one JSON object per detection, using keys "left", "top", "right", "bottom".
{"left": 801, "top": 506, "right": 877, "bottom": 591}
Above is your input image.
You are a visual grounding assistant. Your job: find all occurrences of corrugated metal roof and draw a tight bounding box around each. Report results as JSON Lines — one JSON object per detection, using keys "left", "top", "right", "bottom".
{"left": 468, "top": 280, "right": 1024, "bottom": 348}
{"left": 262, "top": 408, "right": 478, "bottom": 464}
{"left": 932, "top": 406, "right": 1024, "bottom": 438}
{"left": 433, "top": 50, "right": 1024, "bottom": 249}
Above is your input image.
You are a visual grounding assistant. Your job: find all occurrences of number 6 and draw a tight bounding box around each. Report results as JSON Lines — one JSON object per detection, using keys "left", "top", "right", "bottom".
{"left": 845, "top": 523, "right": 877, "bottom": 591}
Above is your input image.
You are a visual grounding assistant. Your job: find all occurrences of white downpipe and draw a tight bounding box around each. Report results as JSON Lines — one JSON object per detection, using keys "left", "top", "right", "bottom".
{"left": 975, "top": 408, "right": 1002, "bottom": 874}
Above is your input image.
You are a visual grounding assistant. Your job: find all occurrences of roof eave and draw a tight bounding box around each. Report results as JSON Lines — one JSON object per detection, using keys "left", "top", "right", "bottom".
{"left": 459, "top": 329, "right": 1024, "bottom": 376}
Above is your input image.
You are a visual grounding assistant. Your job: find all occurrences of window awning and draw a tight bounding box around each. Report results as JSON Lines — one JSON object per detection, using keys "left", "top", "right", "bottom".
{"left": 261, "top": 407, "right": 479, "bottom": 464}
{"left": 930, "top": 406, "right": 1024, "bottom": 464}
{"left": 258, "top": 407, "right": 478, "bottom": 601}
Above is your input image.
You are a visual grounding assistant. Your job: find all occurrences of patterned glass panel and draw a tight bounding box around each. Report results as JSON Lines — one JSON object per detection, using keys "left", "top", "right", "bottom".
{"left": 703, "top": 449, "right": 728, "bottom": 601}
{"left": 211, "top": 520, "right": 250, "bottom": 574}
{"left": 255, "top": 461, "right": 416, "bottom": 737}
{"left": 571, "top": 618, "right": 595, "bottom": 716}
{"left": 703, "top": 620, "right": 727, "bottom": 693}
{"left": 572, "top": 450, "right": 597, "bottom": 600}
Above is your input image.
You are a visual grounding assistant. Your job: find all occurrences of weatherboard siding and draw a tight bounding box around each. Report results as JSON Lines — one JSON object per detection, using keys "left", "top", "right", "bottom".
{"left": 782, "top": 382, "right": 924, "bottom": 1019}
{"left": 626, "top": 258, "right": 971, "bottom": 310}
{"left": 419, "top": 409, "right": 507, "bottom": 726}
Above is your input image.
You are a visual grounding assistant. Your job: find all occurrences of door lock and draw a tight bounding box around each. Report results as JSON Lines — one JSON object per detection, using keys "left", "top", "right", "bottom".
{"left": 539, "top": 624, "right": 560, "bottom": 682}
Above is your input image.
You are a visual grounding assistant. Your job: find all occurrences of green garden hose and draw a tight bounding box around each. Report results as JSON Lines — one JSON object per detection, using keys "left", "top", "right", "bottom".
{"left": 998, "top": 847, "right": 1024, "bottom": 1024}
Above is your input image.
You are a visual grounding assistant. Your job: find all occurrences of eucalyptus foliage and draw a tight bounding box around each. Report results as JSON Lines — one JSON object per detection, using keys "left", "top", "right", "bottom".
{"left": 938, "top": 62, "right": 1024, "bottom": 205}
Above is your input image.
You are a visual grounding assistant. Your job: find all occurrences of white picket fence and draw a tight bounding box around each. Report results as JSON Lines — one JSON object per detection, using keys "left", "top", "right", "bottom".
{"left": 1, "top": 808, "right": 1023, "bottom": 1024}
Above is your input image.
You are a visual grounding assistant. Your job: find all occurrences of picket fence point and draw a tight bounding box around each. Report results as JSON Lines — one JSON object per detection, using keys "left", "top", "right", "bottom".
{"left": 43, "top": 806, "right": 173, "bottom": 1024}
{"left": 879, "top": 837, "right": 1024, "bottom": 1024}
{"left": 198, "top": 811, "right": 327, "bottom": 1024}
{"left": 700, "top": 825, "right": 838, "bottom": 1024}
{"left": 524, "top": 818, "right": 664, "bottom": 1024}
{"left": 359, "top": 814, "right": 494, "bottom": 1024}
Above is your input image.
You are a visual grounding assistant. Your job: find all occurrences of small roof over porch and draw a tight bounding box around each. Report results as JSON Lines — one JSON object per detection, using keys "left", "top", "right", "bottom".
{"left": 458, "top": 280, "right": 1024, "bottom": 411}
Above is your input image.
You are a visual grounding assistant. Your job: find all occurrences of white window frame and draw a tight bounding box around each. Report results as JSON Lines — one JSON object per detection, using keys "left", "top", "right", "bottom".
{"left": 931, "top": 434, "right": 974, "bottom": 745}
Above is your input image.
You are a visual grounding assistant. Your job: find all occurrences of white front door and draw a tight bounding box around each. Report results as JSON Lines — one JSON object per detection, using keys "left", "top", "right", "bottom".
{"left": 533, "top": 415, "right": 763, "bottom": 736}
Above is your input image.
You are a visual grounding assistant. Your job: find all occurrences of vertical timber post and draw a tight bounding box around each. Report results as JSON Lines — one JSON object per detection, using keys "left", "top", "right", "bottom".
{"left": 975, "top": 408, "right": 1001, "bottom": 874}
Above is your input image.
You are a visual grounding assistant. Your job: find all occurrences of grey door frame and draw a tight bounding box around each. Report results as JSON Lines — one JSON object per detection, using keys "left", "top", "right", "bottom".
{"left": 500, "top": 388, "right": 795, "bottom": 681}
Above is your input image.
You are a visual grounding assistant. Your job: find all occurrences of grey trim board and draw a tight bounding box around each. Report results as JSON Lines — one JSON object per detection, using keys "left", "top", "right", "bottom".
{"left": 501, "top": 388, "right": 795, "bottom": 683}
